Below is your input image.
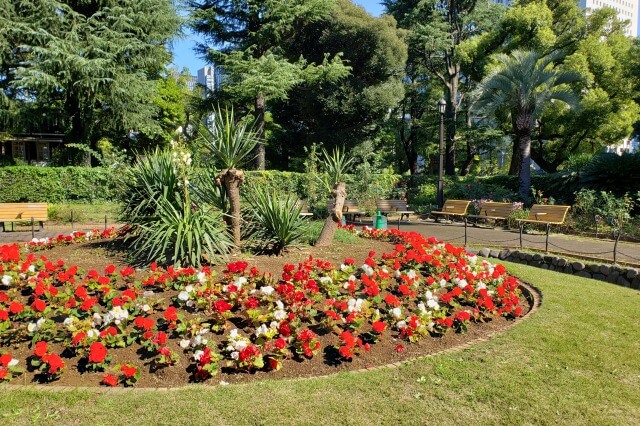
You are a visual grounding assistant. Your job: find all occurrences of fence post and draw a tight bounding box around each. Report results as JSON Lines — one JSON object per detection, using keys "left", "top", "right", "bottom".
{"left": 464, "top": 217, "right": 468, "bottom": 247}
{"left": 31, "top": 217, "right": 35, "bottom": 240}
{"left": 71, "top": 210, "right": 74, "bottom": 231}
{"left": 613, "top": 229, "right": 620, "bottom": 265}
{"left": 105, "top": 214, "right": 107, "bottom": 231}
{"left": 545, "top": 223, "right": 550, "bottom": 253}
{"left": 519, "top": 223, "right": 523, "bottom": 249}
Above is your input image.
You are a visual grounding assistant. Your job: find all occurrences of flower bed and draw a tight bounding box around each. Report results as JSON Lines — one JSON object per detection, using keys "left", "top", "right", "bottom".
{"left": 0, "top": 227, "right": 525, "bottom": 387}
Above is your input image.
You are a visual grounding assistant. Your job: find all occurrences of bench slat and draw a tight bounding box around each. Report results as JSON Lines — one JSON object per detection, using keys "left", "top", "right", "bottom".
{"left": 431, "top": 200, "right": 470, "bottom": 217}
{"left": 516, "top": 205, "right": 570, "bottom": 225}
{"left": 0, "top": 203, "right": 48, "bottom": 221}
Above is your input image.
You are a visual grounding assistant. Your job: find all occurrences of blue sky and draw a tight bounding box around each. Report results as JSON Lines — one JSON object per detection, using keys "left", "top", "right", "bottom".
{"left": 170, "top": 0, "right": 385, "bottom": 73}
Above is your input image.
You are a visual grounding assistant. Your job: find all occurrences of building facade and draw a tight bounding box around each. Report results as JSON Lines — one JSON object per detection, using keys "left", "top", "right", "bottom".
{"left": 580, "top": 0, "right": 639, "bottom": 37}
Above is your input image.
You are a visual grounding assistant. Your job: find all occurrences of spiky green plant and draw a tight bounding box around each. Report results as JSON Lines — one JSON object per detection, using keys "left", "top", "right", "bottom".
{"left": 117, "top": 149, "right": 232, "bottom": 266}
{"left": 317, "top": 146, "right": 355, "bottom": 193}
{"left": 245, "top": 186, "right": 311, "bottom": 255}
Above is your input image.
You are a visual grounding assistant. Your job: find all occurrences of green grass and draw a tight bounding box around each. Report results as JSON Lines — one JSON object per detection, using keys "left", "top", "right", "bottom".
{"left": 47, "top": 203, "right": 120, "bottom": 224}
{"left": 2, "top": 263, "right": 639, "bottom": 425}
{"left": 305, "top": 220, "right": 361, "bottom": 244}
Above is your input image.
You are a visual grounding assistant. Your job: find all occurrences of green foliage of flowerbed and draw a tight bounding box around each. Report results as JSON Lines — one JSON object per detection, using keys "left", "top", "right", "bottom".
{"left": 0, "top": 262, "right": 637, "bottom": 424}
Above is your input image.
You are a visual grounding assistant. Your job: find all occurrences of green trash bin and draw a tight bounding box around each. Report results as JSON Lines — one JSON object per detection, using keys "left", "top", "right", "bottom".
{"left": 373, "top": 211, "right": 387, "bottom": 230}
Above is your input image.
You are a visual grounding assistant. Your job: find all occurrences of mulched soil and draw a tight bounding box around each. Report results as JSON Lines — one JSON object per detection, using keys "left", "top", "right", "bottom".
{"left": 4, "top": 238, "right": 533, "bottom": 388}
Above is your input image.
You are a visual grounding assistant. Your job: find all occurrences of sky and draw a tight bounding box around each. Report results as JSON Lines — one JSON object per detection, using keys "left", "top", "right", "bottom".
{"left": 170, "top": 0, "right": 386, "bottom": 74}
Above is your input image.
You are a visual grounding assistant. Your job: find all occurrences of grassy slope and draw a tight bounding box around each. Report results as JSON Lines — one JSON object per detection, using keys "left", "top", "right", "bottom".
{"left": 2, "top": 262, "right": 639, "bottom": 425}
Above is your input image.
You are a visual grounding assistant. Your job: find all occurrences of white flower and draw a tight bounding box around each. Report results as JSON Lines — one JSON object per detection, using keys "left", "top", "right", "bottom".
{"left": 197, "top": 271, "right": 207, "bottom": 284}
{"left": 476, "top": 281, "right": 487, "bottom": 291}
{"left": 1, "top": 275, "right": 12, "bottom": 286}
{"left": 185, "top": 285, "right": 194, "bottom": 293}
{"left": 27, "top": 322, "right": 38, "bottom": 333}
{"left": 142, "top": 290, "right": 155, "bottom": 298}
{"left": 457, "top": 279, "right": 468, "bottom": 289}
{"left": 407, "top": 269, "right": 417, "bottom": 280}
{"left": 8, "top": 358, "right": 18, "bottom": 367}
{"left": 234, "top": 277, "right": 247, "bottom": 289}
{"left": 439, "top": 279, "right": 447, "bottom": 288}
{"left": 396, "top": 320, "right": 407, "bottom": 329}
{"left": 193, "top": 350, "right": 204, "bottom": 361}
{"left": 28, "top": 265, "right": 35, "bottom": 273}
{"left": 141, "top": 304, "right": 151, "bottom": 312}
{"left": 87, "top": 329, "right": 100, "bottom": 339}
{"left": 63, "top": 317, "right": 74, "bottom": 327}
{"left": 417, "top": 302, "right": 427, "bottom": 315}
{"left": 219, "top": 380, "right": 230, "bottom": 386}
{"left": 178, "top": 291, "right": 190, "bottom": 301}
{"left": 260, "top": 286, "right": 274, "bottom": 296}
{"left": 230, "top": 351, "right": 239, "bottom": 360}
{"left": 391, "top": 307, "right": 402, "bottom": 319}
{"left": 92, "top": 313, "right": 103, "bottom": 326}
{"left": 361, "top": 264, "right": 374, "bottom": 276}
{"left": 273, "top": 309, "right": 287, "bottom": 321}
{"left": 427, "top": 299, "right": 440, "bottom": 310}
{"left": 179, "top": 339, "right": 191, "bottom": 349}
{"left": 319, "top": 276, "right": 333, "bottom": 284}
{"left": 229, "top": 329, "right": 239, "bottom": 340}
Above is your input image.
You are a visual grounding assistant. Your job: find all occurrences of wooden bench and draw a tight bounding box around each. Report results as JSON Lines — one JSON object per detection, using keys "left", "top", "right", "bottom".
{"left": 375, "top": 199, "right": 414, "bottom": 221}
{"left": 0, "top": 203, "right": 48, "bottom": 232}
{"left": 327, "top": 199, "right": 364, "bottom": 222}
{"left": 516, "top": 204, "right": 571, "bottom": 252}
{"left": 430, "top": 200, "right": 470, "bottom": 222}
{"left": 295, "top": 200, "right": 314, "bottom": 218}
{"left": 467, "top": 201, "right": 515, "bottom": 227}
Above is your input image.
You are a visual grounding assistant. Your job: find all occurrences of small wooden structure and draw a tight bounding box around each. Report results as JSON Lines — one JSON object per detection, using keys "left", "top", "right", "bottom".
{"left": 0, "top": 203, "right": 48, "bottom": 233}
{"left": 516, "top": 204, "right": 571, "bottom": 252}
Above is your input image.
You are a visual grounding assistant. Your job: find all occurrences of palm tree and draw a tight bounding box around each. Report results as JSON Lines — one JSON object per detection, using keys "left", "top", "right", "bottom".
{"left": 473, "top": 50, "right": 580, "bottom": 201}
{"left": 198, "top": 106, "right": 259, "bottom": 246}
{"left": 315, "top": 147, "right": 354, "bottom": 247}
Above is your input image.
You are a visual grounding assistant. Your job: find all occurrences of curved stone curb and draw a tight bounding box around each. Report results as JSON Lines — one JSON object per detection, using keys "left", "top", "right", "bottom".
{"left": 0, "top": 282, "right": 542, "bottom": 393}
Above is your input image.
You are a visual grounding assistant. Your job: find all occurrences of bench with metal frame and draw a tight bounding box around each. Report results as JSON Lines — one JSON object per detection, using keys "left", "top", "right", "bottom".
{"left": 430, "top": 200, "right": 470, "bottom": 222}
{"left": 516, "top": 204, "right": 571, "bottom": 252}
{"left": 327, "top": 199, "right": 364, "bottom": 222}
{"left": 0, "top": 203, "right": 48, "bottom": 235}
{"left": 467, "top": 201, "right": 515, "bottom": 228}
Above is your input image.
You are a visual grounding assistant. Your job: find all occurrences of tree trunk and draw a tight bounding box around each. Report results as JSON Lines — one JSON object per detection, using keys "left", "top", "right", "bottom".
{"left": 445, "top": 78, "right": 458, "bottom": 176}
{"left": 516, "top": 128, "right": 532, "bottom": 202}
{"left": 509, "top": 140, "right": 521, "bottom": 176}
{"left": 219, "top": 168, "right": 245, "bottom": 246}
{"left": 315, "top": 182, "right": 347, "bottom": 247}
{"left": 254, "top": 94, "right": 266, "bottom": 171}
{"left": 460, "top": 140, "right": 475, "bottom": 176}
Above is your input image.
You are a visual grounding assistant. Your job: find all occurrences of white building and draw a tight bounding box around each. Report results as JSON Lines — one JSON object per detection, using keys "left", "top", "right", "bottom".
{"left": 580, "top": 0, "right": 639, "bottom": 37}
{"left": 607, "top": 135, "right": 639, "bottom": 154}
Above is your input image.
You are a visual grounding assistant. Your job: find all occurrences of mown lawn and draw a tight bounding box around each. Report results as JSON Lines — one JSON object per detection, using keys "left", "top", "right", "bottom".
{"left": 1, "top": 262, "right": 638, "bottom": 425}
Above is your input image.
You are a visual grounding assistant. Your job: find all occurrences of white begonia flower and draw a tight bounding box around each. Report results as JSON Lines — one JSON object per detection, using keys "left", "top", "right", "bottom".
{"left": 396, "top": 320, "right": 407, "bottom": 329}
{"left": 457, "top": 279, "right": 468, "bottom": 289}
{"left": 28, "top": 265, "right": 36, "bottom": 273}
{"left": 230, "top": 351, "right": 239, "bottom": 360}
{"left": 27, "top": 322, "right": 38, "bottom": 333}
{"left": 234, "top": 277, "right": 247, "bottom": 289}
{"left": 273, "top": 309, "right": 287, "bottom": 321}
{"left": 8, "top": 358, "right": 18, "bottom": 367}
{"left": 142, "top": 304, "right": 151, "bottom": 312}
{"left": 179, "top": 339, "right": 191, "bottom": 349}
{"left": 260, "top": 285, "right": 274, "bottom": 296}
{"left": 319, "top": 276, "right": 333, "bottom": 284}
{"left": 417, "top": 302, "right": 427, "bottom": 315}
{"left": 361, "top": 264, "right": 374, "bottom": 276}
{"left": 87, "top": 329, "right": 100, "bottom": 339}
{"left": 197, "top": 271, "right": 207, "bottom": 284}
{"left": 391, "top": 307, "right": 402, "bottom": 319}
{"left": 37, "top": 318, "right": 45, "bottom": 327}
{"left": 185, "top": 285, "right": 194, "bottom": 293}
{"left": 186, "top": 300, "right": 194, "bottom": 308}
{"left": 427, "top": 299, "right": 440, "bottom": 310}
{"left": 476, "top": 281, "right": 486, "bottom": 291}
{"left": 92, "top": 312, "right": 103, "bottom": 326}
{"left": 178, "top": 291, "right": 190, "bottom": 301}
{"left": 340, "top": 264, "right": 349, "bottom": 272}
{"left": 1, "top": 275, "right": 12, "bottom": 286}
{"left": 467, "top": 254, "right": 477, "bottom": 264}
{"left": 234, "top": 340, "right": 247, "bottom": 351}
{"left": 31, "top": 238, "right": 39, "bottom": 243}
{"left": 255, "top": 323, "right": 268, "bottom": 337}
{"left": 193, "top": 350, "right": 204, "bottom": 361}
{"left": 439, "top": 279, "right": 447, "bottom": 288}
{"left": 407, "top": 269, "right": 417, "bottom": 280}
{"left": 229, "top": 329, "right": 239, "bottom": 340}
{"left": 63, "top": 317, "right": 74, "bottom": 327}
{"left": 142, "top": 290, "right": 155, "bottom": 298}
{"left": 395, "top": 269, "right": 401, "bottom": 278}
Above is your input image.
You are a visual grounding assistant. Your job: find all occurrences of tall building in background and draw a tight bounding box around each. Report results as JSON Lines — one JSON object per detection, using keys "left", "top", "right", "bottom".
{"left": 580, "top": 0, "right": 639, "bottom": 37}
{"left": 197, "top": 66, "right": 217, "bottom": 93}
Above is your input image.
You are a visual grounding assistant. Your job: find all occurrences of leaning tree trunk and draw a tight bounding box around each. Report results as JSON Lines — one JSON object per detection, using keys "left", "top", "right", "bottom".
{"left": 219, "top": 168, "right": 245, "bottom": 246}
{"left": 315, "top": 182, "right": 347, "bottom": 247}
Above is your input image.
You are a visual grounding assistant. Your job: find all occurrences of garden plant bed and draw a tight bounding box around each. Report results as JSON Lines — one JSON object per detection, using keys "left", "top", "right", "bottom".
{"left": 0, "top": 228, "right": 531, "bottom": 388}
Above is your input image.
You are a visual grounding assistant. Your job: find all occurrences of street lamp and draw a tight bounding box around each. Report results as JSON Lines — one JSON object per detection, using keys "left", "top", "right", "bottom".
{"left": 437, "top": 98, "right": 446, "bottom": 210}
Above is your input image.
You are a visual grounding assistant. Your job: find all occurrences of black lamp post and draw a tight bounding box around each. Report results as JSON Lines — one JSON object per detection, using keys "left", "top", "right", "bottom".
{"left": 437, "top": 98, "right": 446, "bottom": 210}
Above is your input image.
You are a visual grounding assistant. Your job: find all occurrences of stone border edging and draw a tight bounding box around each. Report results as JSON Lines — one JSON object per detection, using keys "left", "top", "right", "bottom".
{"left": 478, "top": 248, "right": 640, "bottom": 290}
{"left": 0, "top": 282, "right": 541, "bottom": 393}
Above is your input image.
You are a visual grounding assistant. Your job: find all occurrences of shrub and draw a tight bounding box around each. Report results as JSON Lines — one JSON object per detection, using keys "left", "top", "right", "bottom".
{"left": 116, "top": 150, "right": 232, "bottom": 266}
{"left": 245, "top": 187, "right": 311, "bottom": 254}
{"left": 580, "top": 152, "right": 640, "bottom": 196}
{"left": 571, "top": 189, "right": 635, "bottom": 231}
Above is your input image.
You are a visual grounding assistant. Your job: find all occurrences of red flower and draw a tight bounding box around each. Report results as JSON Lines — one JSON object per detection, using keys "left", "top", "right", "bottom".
{"left": 104, "top": 265, "right": 116, "bottom": 275}
{"left": 8, "top": 302, "right": 24, "bottom": 315}
{"left": 71, "top": 332, "right": 87, "bottom": 345}
{"left": 514, "top": 306, "right": 523, "bottom": 317}
{"left": 88, "top": 342, "right": 108, "bottom": 364}
{"left": 0, "top": 353, "right": 12, "bottom": 367}
{"left": 0, "top": 310, "right": 8, "bottom": 321}
{"left": 384, "top": 293, "right": 401, "bottom": 307}
{"left": 454, "top": 311, "right": 471, "bottom": 322}
{"left": 102, "top": 374, "right": 119, "bottom": 387}
{"left": 163, "top": 306, "right": 178, "bottom": 322}
{"left": 0, "top": 369, "right": 7, "bottom": 380}
{"left": 244, "top": 298, "right": 259, "bottom": 309}
{"left": 120, "top": 364, "right": 137, "bottom": 378}
{"left": 34, "top": 341, "right": 48, "bottom": 357}
{"left": 120, "top": 267, "right": 135, "bottom": 277}
{"left": 44, "top": 353, "right": 64, "bottom": 374}
{"left": 213, "top": 299, "right": 232, "bottom": 314}
{"left": 31, "top": 298, "right": 47, "bottom": 312}
{"left": 338, "top": 346, "right": 353, "bottom": 359}
{"left": 371, "top": 320, "right": 387, "bottom": 334}
{"left": 396, "top": 344, "right": 404, "bottom": 353}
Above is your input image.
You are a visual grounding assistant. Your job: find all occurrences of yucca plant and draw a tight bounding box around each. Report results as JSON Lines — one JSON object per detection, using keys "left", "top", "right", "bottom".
{"left": 116, "top": 149, "right": 232, "bottom": 267}
{"left": 580, "top": 152, "right": 640, "bottom": 196}
{"left": 197, "top": 106, "right": 259, "bottom": 246}
{"left": 245, "top": 186, "right": 311, "bottom": 255}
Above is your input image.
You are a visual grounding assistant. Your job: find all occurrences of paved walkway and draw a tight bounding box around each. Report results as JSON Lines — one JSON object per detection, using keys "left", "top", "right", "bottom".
{"left": 1, "top": 219, "right": 639, "bottom": 267}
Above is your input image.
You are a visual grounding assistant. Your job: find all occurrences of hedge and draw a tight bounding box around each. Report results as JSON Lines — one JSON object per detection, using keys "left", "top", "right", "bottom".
{"left": 0, "top": 167, "right": 118, "bottom": 203}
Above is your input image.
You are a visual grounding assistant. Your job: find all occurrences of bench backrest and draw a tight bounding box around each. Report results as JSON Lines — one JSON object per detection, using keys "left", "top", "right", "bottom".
{"left": 327, "top": 199, "right": 361, "bottom": 213}
{"left": 526, "top": 204, "right": 570, "bottom": 224}
{"left": 376, "top": 199, "right": 409, "bottom": 212}
{"left": 438, "top": 200, "right": 470, "bottom": 215}
{"left": 0, "top": 203, "right": 48, "bottom": 221}
{"left": 477, "top": 202, "right": 514, "bottom": 219}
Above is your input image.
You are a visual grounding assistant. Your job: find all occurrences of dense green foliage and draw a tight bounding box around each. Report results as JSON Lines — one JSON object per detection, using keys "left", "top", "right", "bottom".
{"left": 116, "top": 150, "right": 233, "bottom": 267}
{"left": 0, "top": 166, "right": 117, "bottom": 202}
{"left": 245, "top": 187, "right": 311, "bottom": 254}
{"left": 0, "top": 0, "right": 181, "bottom": 157}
